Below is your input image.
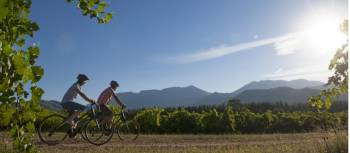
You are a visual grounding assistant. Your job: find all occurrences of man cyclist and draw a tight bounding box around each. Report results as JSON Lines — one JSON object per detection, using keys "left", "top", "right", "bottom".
{"left": 97, "top": 80, "right": 126, "bottom": 125}
{"left": 61, "top": 74, "right": 96, "bottom": 130}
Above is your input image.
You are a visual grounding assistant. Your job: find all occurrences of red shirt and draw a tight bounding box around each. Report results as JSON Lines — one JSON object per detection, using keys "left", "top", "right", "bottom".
{"left": 97, "top": 87, "right": 124, "bottom": 106}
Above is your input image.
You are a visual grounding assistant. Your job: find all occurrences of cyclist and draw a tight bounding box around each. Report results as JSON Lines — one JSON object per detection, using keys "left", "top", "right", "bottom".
{"left": 61, "top": 74, "right": 96, "bottom": 129}
{"left": 97, "top": 80, "right": 126, "bottom": 125}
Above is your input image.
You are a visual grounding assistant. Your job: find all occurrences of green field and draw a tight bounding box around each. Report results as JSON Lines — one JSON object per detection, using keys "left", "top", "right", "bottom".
{"left": 29, "top": 132, "right": 346, "bottom": 153}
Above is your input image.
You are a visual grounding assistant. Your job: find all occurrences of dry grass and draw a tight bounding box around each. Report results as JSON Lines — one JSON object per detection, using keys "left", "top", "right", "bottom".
{"left": 0, "top": 132, "right": 346, "bottom": 153}
{"left": 30, "top": 132, "right": 347, "bottom": 153}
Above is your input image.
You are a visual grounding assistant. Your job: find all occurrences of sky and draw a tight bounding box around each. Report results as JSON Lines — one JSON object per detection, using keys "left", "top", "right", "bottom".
{"left": 29, "top": 0, "right": 348, "bottom": 101}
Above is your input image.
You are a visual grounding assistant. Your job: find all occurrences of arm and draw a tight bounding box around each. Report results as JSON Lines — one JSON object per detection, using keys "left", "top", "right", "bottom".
{"left": 77, "top": 87, "right": 94, "bottom": 104}
{"left": 112, "top": 93, "right": 126, "bottom": 108}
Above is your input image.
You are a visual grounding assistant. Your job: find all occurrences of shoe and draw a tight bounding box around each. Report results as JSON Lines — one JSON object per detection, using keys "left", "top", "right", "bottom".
{"left": 68, "top": 128, "right": 78, "bottom": 138}
{"left": 103, "top": 124, "right": 112, "bottom": 136}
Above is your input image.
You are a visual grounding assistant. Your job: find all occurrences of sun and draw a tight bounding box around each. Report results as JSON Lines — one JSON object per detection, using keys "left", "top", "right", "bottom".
{"left": 301, "top": 17, "right": 347, "bottom": 55}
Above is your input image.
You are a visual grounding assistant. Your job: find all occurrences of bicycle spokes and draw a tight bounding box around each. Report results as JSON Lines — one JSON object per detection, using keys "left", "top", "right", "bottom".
{"left": 116, "top": 119, "right": 140, "bottom": 141}
{"left": 38, "top": 114, "right": 70, "bottom": 145}
{"left": 84, "top": 119, "right": 114, "bottom": 145}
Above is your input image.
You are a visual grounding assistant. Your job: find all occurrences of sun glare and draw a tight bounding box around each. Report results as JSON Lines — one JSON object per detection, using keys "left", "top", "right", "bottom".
{"left": 301, "top": 18, "right": 346, "bottom": 55}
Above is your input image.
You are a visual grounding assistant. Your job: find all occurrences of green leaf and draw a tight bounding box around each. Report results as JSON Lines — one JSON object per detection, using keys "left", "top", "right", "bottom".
{"left": 0, "top": 106, "right": 15, "bottom": 126}
{"left": 9, "top": 125, "right": 19, "bottom": 138}
{"left": 13, "top": 52, "right": 27, "bottom": 75}
{"left": 29, "top": 22, "right": 39, "bottom": 32}
{"left": 0, "top": 78, "right": 9, "bottom": 91}
{"left": 16, "top": 38, "right": 25, "bottom": 47}
{"left": 104, "top": 12, "right": 112, "bottom": 23}
{"left": 16, "top": 83, "right": 24, "bottom": 95}
{"left": 97, "top": 2, "right": 107, "bottom": 12}
{"left": 22, "top": 68, "right": 34, "bottom": 83}
{"left": 88, "top": 0, "right": 97, "bottom": 8}
{"left": 0, "top": 0, "right": 8, "bottom": 21}
{"left": 31, "top": 86, "right": 44, "bottom": 103}
{"left": 28, "top": 46, "right": 40, "bottom": 58}
{"left": 31, "top": 66, "right": 44, "bottom": 83}
{"left": 3, "top": 43, "right": 12, "bottom": 56}
{"left": 22, "top": 111, "right": 34, "bottom": 123}
{"left": 25, "top": 122, "right": 35, "bottom": 133}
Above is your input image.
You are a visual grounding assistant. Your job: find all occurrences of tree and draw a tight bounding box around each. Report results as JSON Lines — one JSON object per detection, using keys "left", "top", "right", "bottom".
{"left": 135, "top": 108, "right": 164, "bottom": 134}
{"left": 221, "top": 105, "right": 235, "bottom": 133}
{"left": 0, "top": 0, "right": 113, "bottom": 152}
{"left": 163, "top": 108, "right": 202, "bottom": 134}
{"left": 308, "top": 20, "right": 348, "bottom": 111}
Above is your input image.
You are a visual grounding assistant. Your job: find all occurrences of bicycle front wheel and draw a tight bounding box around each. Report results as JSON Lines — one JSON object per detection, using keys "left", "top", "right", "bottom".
{"left": 116, "top": 119, "right": 140, "bottom": 141}
{"left": 38, "top": 114, "right": 70, "bottom": 145}
{"left": 84, "top": 119, "right": 114, "bottom": 145}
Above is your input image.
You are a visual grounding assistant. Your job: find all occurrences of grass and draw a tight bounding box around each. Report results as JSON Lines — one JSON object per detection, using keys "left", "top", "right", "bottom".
{"left": 32, "top": 131, "right": 347, "bottom": 153}
{"left": 316, "top": 130, "right": 348, "bottom": 153}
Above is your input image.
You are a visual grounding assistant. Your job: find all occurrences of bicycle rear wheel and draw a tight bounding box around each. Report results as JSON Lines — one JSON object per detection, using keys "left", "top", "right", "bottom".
{"left": 116, "top": 119, "right": 140, "bottom": 141}
{"left": 84, "top": 119, "right": 114, "bottom": 145}
{"left": 38, "top": 114, "right": 70, "bottom": 145}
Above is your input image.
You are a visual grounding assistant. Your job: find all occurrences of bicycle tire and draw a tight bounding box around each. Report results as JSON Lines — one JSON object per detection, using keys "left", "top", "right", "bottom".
{"left": 38, "top": 114, "right": 69, "bottom": 145}
{"left": 116, "top": 119, "right": 140, "bottom": 141}
{"left": 84, "top": 119, "right": 114, "bottom": 145}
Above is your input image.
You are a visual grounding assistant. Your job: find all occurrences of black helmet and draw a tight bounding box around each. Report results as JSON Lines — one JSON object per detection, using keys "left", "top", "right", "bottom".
{"left": 110, "top": 80, "right": 119, "bottom": 87}
{"left": 77, "top": 74, "right": 89, "bottom": 81}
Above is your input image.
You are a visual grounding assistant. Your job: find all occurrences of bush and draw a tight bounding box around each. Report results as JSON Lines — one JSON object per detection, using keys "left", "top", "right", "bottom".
{"left": 161, "top": 108, "right": 202, "bottom": 134}
{"left": 135, "top": 108, "right": 164, "bottom": 134}
{"left": 33, "top": 104, "right": 348, "bottom": 134}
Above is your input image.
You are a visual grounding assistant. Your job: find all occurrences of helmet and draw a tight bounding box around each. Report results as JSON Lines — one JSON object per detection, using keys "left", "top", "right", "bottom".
{"left": 110, "top": 80, "right": 119, "bottom": 87}
{"left": 77, "top": 74, "right": 89, "bottom": 81}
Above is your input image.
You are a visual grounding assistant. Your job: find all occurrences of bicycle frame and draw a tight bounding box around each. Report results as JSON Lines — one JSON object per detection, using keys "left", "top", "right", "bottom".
{"left": 74, "top": 104, "right": 102, "bottom": 131}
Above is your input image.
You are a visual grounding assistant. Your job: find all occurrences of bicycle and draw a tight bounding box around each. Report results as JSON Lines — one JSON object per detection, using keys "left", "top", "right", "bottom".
{"left": 83, "top": 107, "right": 140, "bottom": 145}
{"left": 38, "top": 104, "right": 113, "bottom": 145}
{"left": 113, "top": 109, "right": 140, "bottom": 141}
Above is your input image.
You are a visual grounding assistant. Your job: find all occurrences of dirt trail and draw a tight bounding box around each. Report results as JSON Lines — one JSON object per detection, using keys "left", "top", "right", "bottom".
{"left": 33, "top": 132, "right": 345, "bottom": 153}
{"left": 35, "top": 132, "right": 328, "bottom": 148}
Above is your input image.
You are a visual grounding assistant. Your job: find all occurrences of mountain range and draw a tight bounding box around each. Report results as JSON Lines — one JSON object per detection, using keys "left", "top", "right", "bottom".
{"left": 41, "top": 79, "right": 347, "bottom": 110}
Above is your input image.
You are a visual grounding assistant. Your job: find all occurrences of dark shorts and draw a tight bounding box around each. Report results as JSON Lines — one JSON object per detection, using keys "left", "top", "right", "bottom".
{"left": 100, "top": 104, "right": 113, "bottom": 117}
{"left": 61, "top": 102, "right": 85, "bottom": 113}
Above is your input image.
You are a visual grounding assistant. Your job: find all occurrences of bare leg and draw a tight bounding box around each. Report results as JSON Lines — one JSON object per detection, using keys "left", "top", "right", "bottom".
{"left": 66, "top": 110, "right": 81, "bottom": 128}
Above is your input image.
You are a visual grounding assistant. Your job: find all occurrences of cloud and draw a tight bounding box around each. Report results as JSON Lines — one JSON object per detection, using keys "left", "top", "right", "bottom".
{"left": 263, "top": 64, "right": 331, "bottom": 81}
{"left": 163, "top": 23, "right": 345, "bottom": 64}
{"left": 273, "top": 33, "right": 300, "bottom": 55}
{"left": 166, "top": 32, "right": 304, "bottom": 64}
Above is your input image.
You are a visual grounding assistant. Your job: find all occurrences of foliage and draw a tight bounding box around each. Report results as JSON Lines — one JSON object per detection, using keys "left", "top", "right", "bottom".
{"left": 0, "top": 0, "right": 43, "bottom": 152}
{"left": 128, "top": 104, "right": 347, "bottom": 134}
{"left": 161, "top": 108, "right": 202, "bottom": 134}
{"left": 221, "top": 105, "right": 235, "bottom": 133}
{"left": 66, "top": 0, "right": 113, "bottom": 23}
{"left": 135, "top": 108, "right": 164, "bottom": 134}
{"left": 178, "top": 101, "right": 347, "bottom": 113}
{"left": 308, "top": 20, "right": 348, "bottom": 111}
{"left": 0, "top": 0, "right": 112, "bottom": 152}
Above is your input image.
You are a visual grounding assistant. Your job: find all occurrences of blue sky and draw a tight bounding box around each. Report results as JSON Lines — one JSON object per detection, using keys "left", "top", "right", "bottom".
{"left": 30, "top": 0, "right": 348, "bottom": 101}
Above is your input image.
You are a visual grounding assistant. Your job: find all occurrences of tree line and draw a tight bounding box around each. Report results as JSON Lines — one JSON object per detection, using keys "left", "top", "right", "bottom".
{"left": 1, "top": 100, "right": 346, "bottom": 135}
{"left": 132, "top": 102, "right": 347, "bottom": 134}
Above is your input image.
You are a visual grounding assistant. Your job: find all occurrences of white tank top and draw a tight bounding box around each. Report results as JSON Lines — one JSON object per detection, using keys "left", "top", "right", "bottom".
{"left": 62, "top": 83, "right": 81, "bottom": 102}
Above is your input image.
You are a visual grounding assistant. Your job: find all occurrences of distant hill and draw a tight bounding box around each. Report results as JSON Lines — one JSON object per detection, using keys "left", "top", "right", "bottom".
{"left": 236, "top": 87, "right": 348, "bottom": 104}
{"left": 195, "top": 79, "right": 326, "bottom": 106}
{"left": 235, "top": 87, "right": 344, "bottom": 104}
{"left": 41, "top": 79, "right": 347, "bottom": 110}
{"left": 41, "top": 100, "right": 63, "bottom": 111}
{"left": 231, "top": 79, "right": 325, "bottom": 96}
{"left": 117, "top": 85, "right": 210, "bottom": 108}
